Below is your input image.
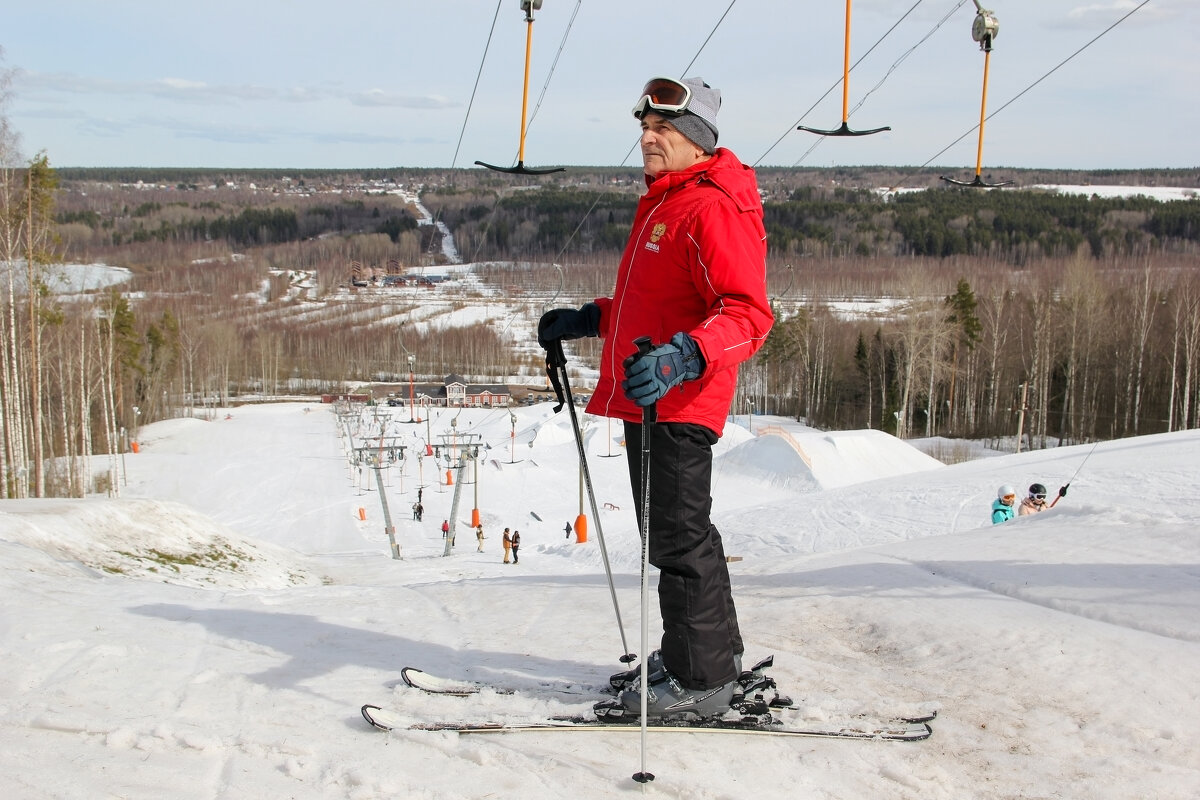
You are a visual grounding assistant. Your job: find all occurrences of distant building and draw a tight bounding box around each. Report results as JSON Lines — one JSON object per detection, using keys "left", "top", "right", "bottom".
{"left": 390, "top": 374, "right": 510, "bottom": 408}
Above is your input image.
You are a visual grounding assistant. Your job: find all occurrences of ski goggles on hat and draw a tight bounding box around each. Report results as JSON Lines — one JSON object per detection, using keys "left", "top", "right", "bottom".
{"left": 632, "top": 77, "right": 691, "bottom": 117}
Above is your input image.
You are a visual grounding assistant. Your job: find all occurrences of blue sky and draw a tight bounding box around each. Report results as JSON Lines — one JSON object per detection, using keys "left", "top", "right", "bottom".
{"left": 2, "top": 0, "right": 1196, "bottom": 171}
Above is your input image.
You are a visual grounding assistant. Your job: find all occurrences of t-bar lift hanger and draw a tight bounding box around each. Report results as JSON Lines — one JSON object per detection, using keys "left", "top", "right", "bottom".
{"left": 798, "top": 0, "right": 891, "bottom": 137}
{"left": 476, "top": 1, "right": 565, "bottom": 175}
{"left": 941, "top": 2, "right": 1012, "bottom": 187}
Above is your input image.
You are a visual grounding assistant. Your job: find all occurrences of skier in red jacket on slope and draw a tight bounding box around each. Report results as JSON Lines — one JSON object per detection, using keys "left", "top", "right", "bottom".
{"left": 539, "top": 76, "right": 773, "bottom": 720}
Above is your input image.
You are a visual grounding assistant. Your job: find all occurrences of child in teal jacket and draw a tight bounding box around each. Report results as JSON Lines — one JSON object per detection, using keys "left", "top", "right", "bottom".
{"left": 992, "top": 485, "right": 1016, "bottom": 524}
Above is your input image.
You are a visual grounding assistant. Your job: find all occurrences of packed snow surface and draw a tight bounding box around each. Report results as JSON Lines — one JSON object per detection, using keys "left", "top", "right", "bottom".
{"left": 1, "top": 402, "right": 1197, "bottom": 799}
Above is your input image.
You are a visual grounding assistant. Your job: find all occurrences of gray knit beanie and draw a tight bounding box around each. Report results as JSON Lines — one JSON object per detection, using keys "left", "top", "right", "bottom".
{"left": 641, "top": 77, "right": 721, "bottom": 154}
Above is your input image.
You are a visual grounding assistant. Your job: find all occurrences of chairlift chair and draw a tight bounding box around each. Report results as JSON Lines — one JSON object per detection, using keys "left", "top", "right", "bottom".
{"left": 476, "top": 1, "right": 565, "bottom": 175}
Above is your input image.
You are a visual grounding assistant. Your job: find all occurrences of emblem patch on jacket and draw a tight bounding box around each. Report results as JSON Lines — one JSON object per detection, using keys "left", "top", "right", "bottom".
{"left": 644, "top": 222, "right": 667, "bottom": 252}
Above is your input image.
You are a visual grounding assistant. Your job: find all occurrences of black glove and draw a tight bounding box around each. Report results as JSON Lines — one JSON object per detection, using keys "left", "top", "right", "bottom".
{"left": 1058, "top": 485, "right": 1068, "bottom": 498}
{"left": 621, "top": 332, "right": 704, "bottom": 407}
{"left": 538, "top": 303, "right": 601, "bottom": 349}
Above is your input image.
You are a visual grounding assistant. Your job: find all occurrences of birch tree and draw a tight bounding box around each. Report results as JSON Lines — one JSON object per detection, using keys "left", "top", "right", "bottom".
{"left": 1124, "top": 264, "right": 1160, "bottom": 436}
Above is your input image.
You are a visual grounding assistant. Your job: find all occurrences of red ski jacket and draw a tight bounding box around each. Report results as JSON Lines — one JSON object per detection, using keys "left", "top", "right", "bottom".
{"left": 586, "top": 148, "right": 773, "bottom": 436}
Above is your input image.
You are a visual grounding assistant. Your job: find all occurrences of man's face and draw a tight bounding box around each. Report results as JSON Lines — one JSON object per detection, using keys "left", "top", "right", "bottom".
{"left": 639, "top": 112, "right": 707, "bottom": 178}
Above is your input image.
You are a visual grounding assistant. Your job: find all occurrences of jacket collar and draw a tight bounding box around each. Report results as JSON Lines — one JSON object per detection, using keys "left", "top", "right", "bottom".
{"left": 642, "top": 147, "right": 760, "bottom": 212}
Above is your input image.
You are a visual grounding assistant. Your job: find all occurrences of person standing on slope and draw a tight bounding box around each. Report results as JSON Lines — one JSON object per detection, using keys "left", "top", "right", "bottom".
{"left": 538, "top": 76, "right": 773, "bottom": 719}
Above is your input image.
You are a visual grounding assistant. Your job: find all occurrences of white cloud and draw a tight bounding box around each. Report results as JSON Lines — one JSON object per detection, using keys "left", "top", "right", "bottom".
{"left": 346, "top": 89, "right": 457, "bottom": 109}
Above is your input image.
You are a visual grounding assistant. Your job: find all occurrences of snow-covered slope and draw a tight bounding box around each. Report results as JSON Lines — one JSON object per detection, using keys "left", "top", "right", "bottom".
{"left": 1, "top": 403, "right": 1196, "bottom": 799}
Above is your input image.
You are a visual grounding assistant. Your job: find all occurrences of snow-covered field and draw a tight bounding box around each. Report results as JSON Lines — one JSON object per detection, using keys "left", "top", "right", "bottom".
{"left": 1030, "top": 185, "right": 1199, "bottom": 201}
{"left": 1, "top": 401, "right": 1197, "bottom": 799}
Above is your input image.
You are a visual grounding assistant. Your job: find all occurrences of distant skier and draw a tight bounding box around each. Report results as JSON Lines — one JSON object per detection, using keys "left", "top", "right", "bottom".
{"left": 1019, "top": 483, "right": 1066, "bottom": 515}
{"left": 502, "top": 528, "right": 512, "bottom": 564}
{"left": 511, "top": 530, "right": 521, "bottom": 564}
{"left": 476, "top": 524, "right": 485, "bottom": 552}
{"left": 992, "top": 485, "right": 1016, "bottom": 524}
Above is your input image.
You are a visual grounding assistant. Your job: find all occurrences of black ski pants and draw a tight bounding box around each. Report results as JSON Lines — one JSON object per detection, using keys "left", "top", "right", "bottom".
{"left": 624, "top": 420, "right": 743, "bottom": 691}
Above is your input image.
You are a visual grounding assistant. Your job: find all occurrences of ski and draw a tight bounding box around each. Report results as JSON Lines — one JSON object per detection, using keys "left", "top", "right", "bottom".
{"left": 361, "top": 704, "right": 932, "bottom": 740}
{"left": 399, "top": 666, "right": 604, "bottom": 698}
{"left": 398, "top": 665, "right": 937, "bottom": 725}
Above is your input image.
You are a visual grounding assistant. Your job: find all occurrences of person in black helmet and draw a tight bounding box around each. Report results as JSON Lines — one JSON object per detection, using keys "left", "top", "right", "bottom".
{"left": 1019, "top": 482, "right": 1067, "bottom": 515}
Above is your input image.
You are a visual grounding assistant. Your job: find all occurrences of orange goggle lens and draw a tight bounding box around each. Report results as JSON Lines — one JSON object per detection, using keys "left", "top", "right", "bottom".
{"left": 632, "top": 77, "right": 691, "bottom": 117}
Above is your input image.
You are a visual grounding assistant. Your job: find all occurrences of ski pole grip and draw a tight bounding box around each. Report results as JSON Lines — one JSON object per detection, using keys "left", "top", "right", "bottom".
{"left": 632, "top": 336, "right": 658, "bottom": 424}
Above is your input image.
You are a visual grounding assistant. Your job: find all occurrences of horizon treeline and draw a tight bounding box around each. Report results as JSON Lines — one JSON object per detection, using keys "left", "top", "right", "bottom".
{"left": 2, "top": 163, "right": 1199, "bottom": 498}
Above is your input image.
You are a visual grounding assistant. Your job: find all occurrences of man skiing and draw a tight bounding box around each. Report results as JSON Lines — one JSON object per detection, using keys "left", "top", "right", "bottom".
{"left": 539, "top": 76, "right": 773, "bottom": 719}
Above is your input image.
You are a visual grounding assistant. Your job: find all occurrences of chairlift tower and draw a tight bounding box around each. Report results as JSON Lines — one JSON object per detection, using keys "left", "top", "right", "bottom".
{"left": 352, "top": 442, "right": 407, "bottom": 559}
{"left": 435, "top": 433, "right": 482, "bottom": 556}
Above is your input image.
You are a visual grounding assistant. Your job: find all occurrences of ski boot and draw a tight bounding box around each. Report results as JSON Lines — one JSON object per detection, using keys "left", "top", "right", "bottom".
{"left": 608, "top": 649, "right": 663, "bottom": 694}
{"left": 609, "top": 651, "right": 748, "bottom": 695}
{"left": 596, "top": 659, "right": 738, "bottom": 722}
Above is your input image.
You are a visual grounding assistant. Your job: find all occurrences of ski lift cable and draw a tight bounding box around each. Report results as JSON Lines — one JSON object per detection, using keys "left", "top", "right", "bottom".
{"left": 425, "top": 0, "right": 502, "bottom": 263}
{"left": 919, "top": 0, "right": 1152, "bottom": 171}
{"left": 848, "top": 0, "right": 969, "bottom": 123}
{"left": 451, "top": 0, "right": 505, "bottom": 169}
{"left": 754, "top": 0, "right": 933, "bottom": 167}
{"left": 678, "top": 0, "right": 738, "bottom": 76}
{"left": 548, "top": 0, "right": 739, "bottom": 263}
{"left": 1063, "top": 439, "right": 1102, "bottom": 488}
{"left": 790, "top": 0, "right": 969, "bottom": 166}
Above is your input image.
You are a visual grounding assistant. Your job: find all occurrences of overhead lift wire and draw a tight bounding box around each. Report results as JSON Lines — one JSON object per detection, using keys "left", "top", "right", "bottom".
{"left": 678, "top": 0, "right": 738, "bottom": 77}
{"left": 918, "top": 0, "right": 1152, "bottom": 172}
{"left": 425, "top": 0, "right": 503, "bottom": 262}
{"left": 550, "top": 0, "right": 738, "bottom": 263}
{"left": 451, "top": 0, "right": 505, "bottom": 169}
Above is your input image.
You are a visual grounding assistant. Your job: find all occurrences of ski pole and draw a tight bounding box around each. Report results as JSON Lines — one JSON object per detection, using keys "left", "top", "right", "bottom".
{"left": 544, "top": 340, "right": 636, "bottom": 665}
{"left": 632, "top": 336, "right": 656, "bottom": 785}
{"left": 1053, "top": 439, "right": 1101, "bottom": 507}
